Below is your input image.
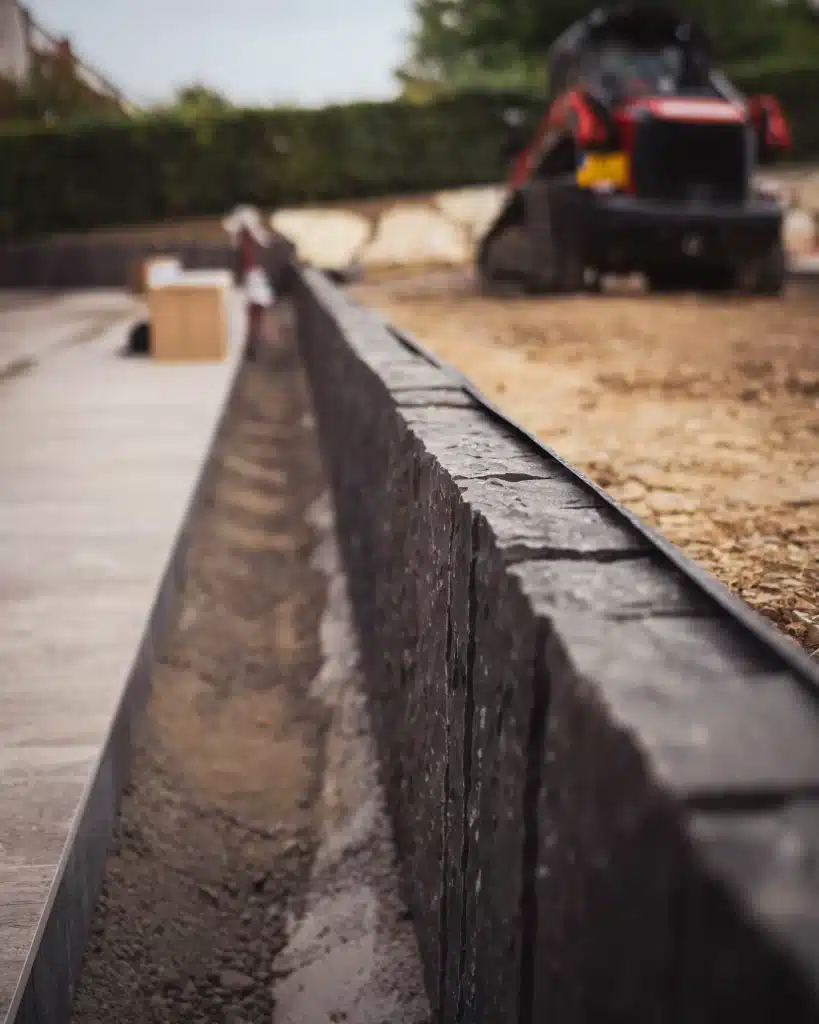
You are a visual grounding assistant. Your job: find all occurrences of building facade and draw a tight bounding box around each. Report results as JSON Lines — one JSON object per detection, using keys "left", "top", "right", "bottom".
{"left": 0, "top": 0, "right": 129, "bottom": 113}
{"left": 0, "top": 0, "right": 30, "bottom": 83}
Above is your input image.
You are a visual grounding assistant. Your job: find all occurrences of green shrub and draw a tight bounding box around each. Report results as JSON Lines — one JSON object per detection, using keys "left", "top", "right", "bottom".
{"left": 0, "top": 70, "right": 816, "bottom": 240}
{"left": 0, "top": 91, "right": 541, "bottom": 239}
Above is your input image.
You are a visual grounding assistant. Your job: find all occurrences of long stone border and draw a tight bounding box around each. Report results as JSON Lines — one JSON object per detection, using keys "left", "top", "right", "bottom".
{"left": 291, "top": 264, "right": 819, "bottom": 1022}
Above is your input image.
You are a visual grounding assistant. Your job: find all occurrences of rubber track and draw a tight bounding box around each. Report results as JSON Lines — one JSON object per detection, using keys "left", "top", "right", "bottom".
{"left": 359, "top": 303, "right": 819, "bottom": 700}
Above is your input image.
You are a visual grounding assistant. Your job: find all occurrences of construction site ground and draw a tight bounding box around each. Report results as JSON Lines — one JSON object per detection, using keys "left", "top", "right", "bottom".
{"left": 352, "top": 271, "right": 819, "bottom": 657}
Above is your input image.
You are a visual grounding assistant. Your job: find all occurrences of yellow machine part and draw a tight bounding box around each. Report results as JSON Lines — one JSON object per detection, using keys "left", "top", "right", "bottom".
{"left": 576, "top": 152, "right": 630, "bottom": 189}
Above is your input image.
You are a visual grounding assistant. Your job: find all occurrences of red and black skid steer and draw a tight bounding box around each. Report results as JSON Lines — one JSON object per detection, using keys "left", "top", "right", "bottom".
{"left": 477, "top": 3, "right": 793, "bottom": 295}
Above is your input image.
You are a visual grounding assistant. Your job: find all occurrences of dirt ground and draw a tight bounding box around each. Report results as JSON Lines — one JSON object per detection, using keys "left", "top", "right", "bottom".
{"left": 353, "top": 273, "right": 819, "bottom": 656}
{"left": 71, "top": 313, "right": 332, "bottom": 1024}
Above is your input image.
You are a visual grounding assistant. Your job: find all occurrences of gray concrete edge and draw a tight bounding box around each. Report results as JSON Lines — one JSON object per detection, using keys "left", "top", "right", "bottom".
{"left": 4, "top": 342, "right": 248, "bottom": 1024}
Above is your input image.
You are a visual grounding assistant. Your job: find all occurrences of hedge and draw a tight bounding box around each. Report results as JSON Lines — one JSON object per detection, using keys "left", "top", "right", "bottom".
{"left": 0, "top": 91, "right": 541, "bottom": 239}
{"left": 0, "top": 69, "right": 816, "bottom": 240}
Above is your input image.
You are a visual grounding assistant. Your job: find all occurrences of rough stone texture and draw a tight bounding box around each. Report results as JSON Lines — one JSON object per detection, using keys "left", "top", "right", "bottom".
{"left": 511, "top": 557, "right": 709, "bottom": 618}
{"left": 680, "top": 802, "right": 819, "bottom": 1020}
{"left": 292, "top": 264, "right": 819, "bottom": 1023}
{"left": 393, "top": 388, "right": 475, "bottom": 409}
{"left": 460, "top": 478, "right": 643, "bottom": 563}
{"left": 532, "top": 615, "right": 819, "bottom": 1023}
{"left": 454, "top": 532, "right": 540, "bottom": 1024}
{"left": 400, "top": 406, "right": 560, "bottom": 482}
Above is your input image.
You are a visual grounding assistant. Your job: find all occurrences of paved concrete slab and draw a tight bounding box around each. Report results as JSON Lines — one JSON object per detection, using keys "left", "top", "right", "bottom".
{"left": 0, "top": 291, "right": 139, "bottom": 378}
{"left": 0, "top": 291, "right": 245, "bottom": 1022}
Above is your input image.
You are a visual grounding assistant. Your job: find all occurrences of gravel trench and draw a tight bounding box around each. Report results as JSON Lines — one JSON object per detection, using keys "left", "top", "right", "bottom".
{"left": 70, "top": 306, "right": 428, "bottom": 1024}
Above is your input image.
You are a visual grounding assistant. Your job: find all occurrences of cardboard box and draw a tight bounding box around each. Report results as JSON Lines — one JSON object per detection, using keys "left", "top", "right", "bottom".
{"left": 148, "top": 270, "right": 232, "bottom": 362}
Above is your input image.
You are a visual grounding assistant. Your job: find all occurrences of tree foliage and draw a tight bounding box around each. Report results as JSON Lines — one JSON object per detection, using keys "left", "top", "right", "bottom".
{"left": 148, "top": 83, "right": 235, "bottom": 119}
{"left": 397, "top": 0, "right": 819, "bottom": 96}
{"left": 396, "top": 0, "right": 552, "bottom": 97}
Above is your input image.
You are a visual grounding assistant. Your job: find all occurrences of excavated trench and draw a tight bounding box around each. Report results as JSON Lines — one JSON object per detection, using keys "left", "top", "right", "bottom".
{"left": 70, "top": 306, "right": 428, "bottom": 1024}
{"left": 63, "top": 264, "right": 819, "bottom": 1021}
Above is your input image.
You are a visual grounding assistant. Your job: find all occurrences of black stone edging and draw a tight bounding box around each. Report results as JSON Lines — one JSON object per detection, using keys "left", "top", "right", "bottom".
{"left": 386, "top": 318, "right": 819, "bottom": 697}
{"left": 292, "top": 264, "right": 819, "bottom": 1024}
{"left": 5, "top": 346, "right": 247, "bottom": 1024}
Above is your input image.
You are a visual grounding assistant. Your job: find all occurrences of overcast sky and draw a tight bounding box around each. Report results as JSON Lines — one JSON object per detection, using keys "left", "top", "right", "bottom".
{"left": 26, "top": 0, "right": 416, "bottom": 106}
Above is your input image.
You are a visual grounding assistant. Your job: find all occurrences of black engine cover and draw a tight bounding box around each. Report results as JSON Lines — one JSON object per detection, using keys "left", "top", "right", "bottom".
{"left": 631, "top": 113, "right": 752, "bottom": 204}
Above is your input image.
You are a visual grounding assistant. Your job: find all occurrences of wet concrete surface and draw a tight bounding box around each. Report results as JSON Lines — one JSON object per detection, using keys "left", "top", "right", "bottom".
{"left": 0, "top": 290, "right": 244, "bottom": 1020}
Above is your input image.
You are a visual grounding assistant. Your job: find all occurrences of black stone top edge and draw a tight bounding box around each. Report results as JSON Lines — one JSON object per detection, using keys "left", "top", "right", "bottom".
{"left": 305, "top": 265, "right": 819, "bottom": 701}
{"left": 388, "top": 318, "right": 819, "bottom": 697}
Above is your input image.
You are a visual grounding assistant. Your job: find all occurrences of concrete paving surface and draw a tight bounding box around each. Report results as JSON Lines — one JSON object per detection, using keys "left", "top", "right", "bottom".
{"left": 0, "top": 291, "right": 138, "bottom": 378}
{"left": 0, "top": 290, "right": 244, "bottom": 1020}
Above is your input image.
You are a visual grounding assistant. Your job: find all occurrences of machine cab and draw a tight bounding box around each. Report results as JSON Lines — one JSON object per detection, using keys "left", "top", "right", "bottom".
{"left": 549, "top": 6, "right": 714, "bottom": 105}
{"left": 504, "top": 4, "right": 791, "bottom": 188}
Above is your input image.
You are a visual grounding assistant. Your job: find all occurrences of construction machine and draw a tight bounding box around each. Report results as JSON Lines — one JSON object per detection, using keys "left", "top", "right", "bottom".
{"left": 477, "top": 3, "right": 793, "bottom": 295}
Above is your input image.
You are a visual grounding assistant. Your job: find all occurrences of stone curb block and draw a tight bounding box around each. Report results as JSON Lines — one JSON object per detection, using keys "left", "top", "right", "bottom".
{"left": 292, "top": 265, "right": 819, "bottom": 1023}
